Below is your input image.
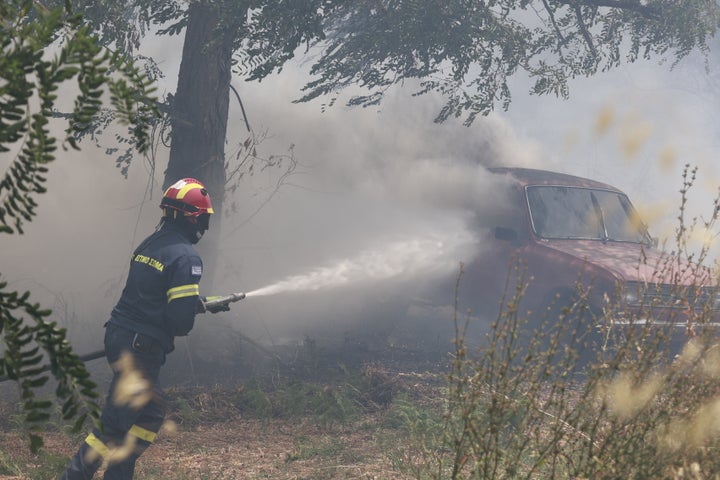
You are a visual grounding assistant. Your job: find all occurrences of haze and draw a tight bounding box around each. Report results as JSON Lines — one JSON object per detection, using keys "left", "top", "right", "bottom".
{"left": 1, "top": 34, "right": 718, "bottom": 370}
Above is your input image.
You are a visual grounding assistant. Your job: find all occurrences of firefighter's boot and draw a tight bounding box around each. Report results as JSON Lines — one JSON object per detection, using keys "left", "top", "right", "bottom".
{"left": 59, "top": 438, "right": 103, "bottom": 480}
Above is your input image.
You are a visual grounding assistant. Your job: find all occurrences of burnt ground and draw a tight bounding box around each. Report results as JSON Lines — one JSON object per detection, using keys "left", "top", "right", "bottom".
{"left": 0, "top": 340, "right": 450, "bottom": 480}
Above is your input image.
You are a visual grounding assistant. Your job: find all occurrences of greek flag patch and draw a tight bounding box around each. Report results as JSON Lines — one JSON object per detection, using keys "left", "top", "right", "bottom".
{"left": 191, "top": 265, "right": 202, "bottom": 276}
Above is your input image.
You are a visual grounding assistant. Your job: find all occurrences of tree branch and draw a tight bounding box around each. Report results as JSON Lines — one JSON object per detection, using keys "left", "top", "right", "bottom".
{"left": 573, "top": 3, "right": 598, "bottom": 58}
{"left": 554, "top": 0, "right": 660, "bottom": 19}
{"left": 541, "top": 0, "right": 567, "bottom": 52}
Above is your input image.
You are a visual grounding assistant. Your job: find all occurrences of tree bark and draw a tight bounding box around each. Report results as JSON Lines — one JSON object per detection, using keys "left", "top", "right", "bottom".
{"left": 165, "top": 2, "right": 237, "bottom": 290}
{"left": 165, "top": 2, "right": 232, "bottom": 218}
{"left": 162, "top": 3, "right": 238, "bottom": 372}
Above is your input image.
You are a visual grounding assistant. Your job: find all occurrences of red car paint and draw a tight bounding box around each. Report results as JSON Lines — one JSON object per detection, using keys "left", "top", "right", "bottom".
{"left": 440, "top": 167, "right": 720, "bottom": 358}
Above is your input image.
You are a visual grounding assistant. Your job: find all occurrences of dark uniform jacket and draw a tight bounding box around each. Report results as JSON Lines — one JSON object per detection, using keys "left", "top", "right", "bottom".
{"left": 107, "top": 222, "right": 202, "bottom": 353}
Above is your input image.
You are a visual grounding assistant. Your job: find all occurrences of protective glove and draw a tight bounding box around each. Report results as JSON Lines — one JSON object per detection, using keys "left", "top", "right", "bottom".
{"left": 198, "top": 296, "right": 231, "bottom": 314}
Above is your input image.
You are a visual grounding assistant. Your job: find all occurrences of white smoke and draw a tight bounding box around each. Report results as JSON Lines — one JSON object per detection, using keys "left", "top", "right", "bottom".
{"left": 1, "top": 33, "right": 717, "bottom": 360}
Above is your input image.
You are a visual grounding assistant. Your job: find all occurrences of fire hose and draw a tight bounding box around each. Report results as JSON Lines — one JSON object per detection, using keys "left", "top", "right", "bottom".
{"left": 0, "top": 292, "right": 247, "bottom": 384}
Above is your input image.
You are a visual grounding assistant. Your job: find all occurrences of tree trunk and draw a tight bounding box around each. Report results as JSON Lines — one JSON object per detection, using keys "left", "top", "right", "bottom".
{"left": 162, "top": 3, "right": 238, "bottom": 375}
{"left": 165, "top": 2, "right": 232, "bottom": 221}
{"left": 165, "top": 2, "right": 236, "bottom": 291}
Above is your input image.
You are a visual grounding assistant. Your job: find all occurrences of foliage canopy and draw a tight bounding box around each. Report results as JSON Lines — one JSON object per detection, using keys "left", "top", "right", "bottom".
{"left": 66, "top": 0, "right": 719, "bottom": 125}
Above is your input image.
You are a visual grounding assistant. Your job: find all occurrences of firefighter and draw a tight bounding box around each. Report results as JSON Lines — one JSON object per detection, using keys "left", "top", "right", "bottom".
{"left": 60, "top": 178, "right": 228, "bottom": 480}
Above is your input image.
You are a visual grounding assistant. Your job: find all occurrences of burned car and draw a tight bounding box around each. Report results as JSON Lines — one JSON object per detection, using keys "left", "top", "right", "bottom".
{"left": 423, "top": 167, "right": 720, "bottom": 364}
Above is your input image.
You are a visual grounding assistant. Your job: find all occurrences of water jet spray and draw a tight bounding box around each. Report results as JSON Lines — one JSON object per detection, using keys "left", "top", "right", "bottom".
{"left": 237, "top": 232, "right": 477, "bottom": 298}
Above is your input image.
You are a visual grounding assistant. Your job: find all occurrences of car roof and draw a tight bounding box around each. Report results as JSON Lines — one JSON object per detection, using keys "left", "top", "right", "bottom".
{"left": 488, "top": 167, "right": 624, "bottom": 193}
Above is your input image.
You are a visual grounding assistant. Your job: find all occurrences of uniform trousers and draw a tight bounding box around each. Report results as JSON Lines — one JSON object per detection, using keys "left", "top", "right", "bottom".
{"left": 59, "top": 323, "right": 166, "bottom": 480}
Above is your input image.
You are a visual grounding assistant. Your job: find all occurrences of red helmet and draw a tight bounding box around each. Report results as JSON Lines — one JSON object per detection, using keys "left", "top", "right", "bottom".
{"left": 160, "top": 178, "right": 214, "bottom": 218}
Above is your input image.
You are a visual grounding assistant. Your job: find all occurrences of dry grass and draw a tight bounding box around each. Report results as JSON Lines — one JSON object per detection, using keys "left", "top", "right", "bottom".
{"left": 0, "top": 370, "right": 446, "bottom": 480}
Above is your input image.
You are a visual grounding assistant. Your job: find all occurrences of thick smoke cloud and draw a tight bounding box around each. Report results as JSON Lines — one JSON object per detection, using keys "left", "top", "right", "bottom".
{"left": 209, "top": 72, "right": 549, "bottom": 346}
{"left": 2, "top": 35, "right": 718, "bottom": 366}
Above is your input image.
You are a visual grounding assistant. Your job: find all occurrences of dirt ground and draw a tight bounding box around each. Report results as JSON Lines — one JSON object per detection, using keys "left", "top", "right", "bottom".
{"left": 1, "top": 416, "right": 407, "bottom": 479}
{"left": 0, "top": 366, "right": 446, "bottom": 480}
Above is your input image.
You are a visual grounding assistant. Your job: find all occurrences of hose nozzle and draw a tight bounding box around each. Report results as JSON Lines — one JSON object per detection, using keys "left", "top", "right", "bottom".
{"left": 203, "top": 292, "right": 246, "bottom": 311}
